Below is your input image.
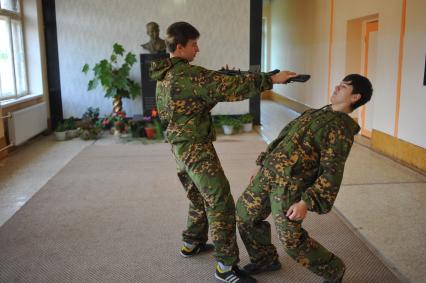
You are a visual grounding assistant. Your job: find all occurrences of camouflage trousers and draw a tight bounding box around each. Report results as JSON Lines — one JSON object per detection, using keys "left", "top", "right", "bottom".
{"left": 171, "top": 141, "right": 239, "bottom": 266}
{"left": 236, "top": 167, "right": 345, "bottom": 281}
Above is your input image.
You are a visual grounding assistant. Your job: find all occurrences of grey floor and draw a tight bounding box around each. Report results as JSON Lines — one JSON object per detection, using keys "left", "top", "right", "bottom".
{"left": 0, "top": 100, "right": 425, "bottom": 282}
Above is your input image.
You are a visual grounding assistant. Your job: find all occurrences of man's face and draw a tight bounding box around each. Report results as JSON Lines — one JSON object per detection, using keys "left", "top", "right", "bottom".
{"left": 176, "top": 39, "right": 199, "bottom": 62}
{"left": 330, "top": 80, "right": 359, "bottom": 109}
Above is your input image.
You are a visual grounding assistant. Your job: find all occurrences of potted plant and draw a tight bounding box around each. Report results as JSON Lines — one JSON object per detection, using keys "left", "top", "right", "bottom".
{"left": 220, "top": 116, "right": 241, "bottom": 135}
{"left": 64, "top": 117, "right": 79, "bottom": 138}
{"left": 106, "top": 111, "right": 128, "bottom": 136}
{"left": 82, "top": 43, "right": 141, "bottom": 113}
{"left": 78, "top": 107, "right": 102, "bottom": 140}
{"left": 240, "top": 113, "right": 253, "bottom": 132}
{"left": 129, "top": 118, "right": 146, "bottom": 138}
{"left": 54, "top": 122, "right": 67, "bottom": 141}
{"left": 143, "top": 122, "right": 156, "bottom": 139}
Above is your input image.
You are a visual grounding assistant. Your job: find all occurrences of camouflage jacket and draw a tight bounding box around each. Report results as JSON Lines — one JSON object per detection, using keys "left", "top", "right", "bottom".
{"left": 257, "top": 105, "right": 360, "bottom": 214}
{"left": 150, "top": 57, "right": 273, "bottom": 144}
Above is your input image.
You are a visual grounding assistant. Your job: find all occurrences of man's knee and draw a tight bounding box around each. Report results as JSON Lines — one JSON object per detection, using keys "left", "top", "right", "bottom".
{"left": 235, "top": 196, "right": 255, "bottom": 229}
{"left": 276, "top": 222, "right": 306, "bottom": 251}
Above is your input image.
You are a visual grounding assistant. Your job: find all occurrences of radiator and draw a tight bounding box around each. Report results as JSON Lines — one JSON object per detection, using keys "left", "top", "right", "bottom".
{"left": 8, "top": 102, "right": 48, "bottom": 146}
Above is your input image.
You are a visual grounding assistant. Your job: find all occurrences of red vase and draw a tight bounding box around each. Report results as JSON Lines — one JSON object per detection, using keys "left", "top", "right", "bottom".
{"left": 144, "top": 127, "right": 156, "bottom": 139}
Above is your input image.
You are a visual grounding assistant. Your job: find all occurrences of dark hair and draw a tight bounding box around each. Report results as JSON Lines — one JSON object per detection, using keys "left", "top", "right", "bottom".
{"left": 343, "top": 74, "right": 373, "bottom": 110}
{"left": 165, "top": 22, "right": 200, "bottom": 53}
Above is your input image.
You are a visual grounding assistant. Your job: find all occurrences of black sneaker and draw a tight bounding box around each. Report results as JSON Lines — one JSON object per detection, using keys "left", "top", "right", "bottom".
{"left": 243, "top": 259, "right": 282, "bottom": 275}
{"left": 323, "top": 270, "right": 345, "bottom": 283}
{"left": 179, "top": 243, "right": 214, "bottom": 258}
{"left": 215, "top": 265, "right": 257, "bottom": 283}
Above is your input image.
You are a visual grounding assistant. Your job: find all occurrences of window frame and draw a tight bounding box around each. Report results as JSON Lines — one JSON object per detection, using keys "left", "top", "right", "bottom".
{"left": 0, "top": 0, "right": 28, "bottom": 101}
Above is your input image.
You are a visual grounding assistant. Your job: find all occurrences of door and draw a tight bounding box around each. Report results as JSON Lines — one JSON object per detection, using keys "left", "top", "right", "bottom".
{"left": 360, "top": 20, "right": 378, "bottom": 137}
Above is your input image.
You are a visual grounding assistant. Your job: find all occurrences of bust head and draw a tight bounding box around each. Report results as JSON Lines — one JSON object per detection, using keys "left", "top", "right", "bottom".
{"left": 141, "top": 22, "right": 166, "bottom": 54}
{"left": 146, "top": 22, "right": 160, "bottom": 40}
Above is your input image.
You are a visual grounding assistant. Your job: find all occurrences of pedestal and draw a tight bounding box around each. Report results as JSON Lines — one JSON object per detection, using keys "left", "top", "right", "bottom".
{"left": 140, "top": 53, "right": 169, "bottom": 115}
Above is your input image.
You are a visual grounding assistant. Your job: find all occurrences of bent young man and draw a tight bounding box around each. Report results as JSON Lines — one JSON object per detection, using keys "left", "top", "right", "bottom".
{"left": 150, "top": 21, "right": 296, "bottom": 283}
{"left": 236, "top": 74, "right": 373, "bottom": 283}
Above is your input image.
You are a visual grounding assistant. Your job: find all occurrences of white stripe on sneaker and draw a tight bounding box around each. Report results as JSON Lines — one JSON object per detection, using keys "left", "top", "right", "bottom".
{"left": 225, "top": 274, "right": 240, "bottom": 283}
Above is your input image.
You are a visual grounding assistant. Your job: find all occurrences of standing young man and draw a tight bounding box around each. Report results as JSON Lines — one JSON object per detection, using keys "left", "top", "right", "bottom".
{"left": 236, "top": 74, "right": 373, "bottom": 283}
{"left": 150, "top": 21, "right": 296, "bottom": 283}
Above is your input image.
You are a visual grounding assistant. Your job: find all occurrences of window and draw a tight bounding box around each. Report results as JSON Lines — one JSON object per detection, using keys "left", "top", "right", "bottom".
{"left": 0, "top": 0, "right": 27, "bottom": 100}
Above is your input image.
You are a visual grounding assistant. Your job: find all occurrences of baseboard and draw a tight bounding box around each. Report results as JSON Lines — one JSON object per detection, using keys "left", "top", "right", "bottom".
{"left": 372, "top": 130, "right": 426, "bottom": 174}
{"left": 262, "top": 90, "right": 310, "bottom": 114}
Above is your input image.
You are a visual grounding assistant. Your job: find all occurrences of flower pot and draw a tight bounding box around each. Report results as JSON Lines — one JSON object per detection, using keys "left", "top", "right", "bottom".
{"left": 222, "top": 125, "right": 234, "bottom": 135}
{"left": 54, "top": 131, "right": 67, "bottom": 141}
{"left": 66, "top": 129, "right": 79, "bottom": 138}
{"left": 242, "top": 123, "right": 253, "bottom": 132}
{"left": 113, "top": 129, "right": 121, "bottom": 136}
{"left": 144, "top": 127, "right": 156, "bottom": 139}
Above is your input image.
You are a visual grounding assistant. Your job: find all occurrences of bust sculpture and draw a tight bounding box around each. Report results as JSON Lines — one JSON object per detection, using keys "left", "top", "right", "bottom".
{"left": 141, "top": 22, "right": 166, "bottom": 54}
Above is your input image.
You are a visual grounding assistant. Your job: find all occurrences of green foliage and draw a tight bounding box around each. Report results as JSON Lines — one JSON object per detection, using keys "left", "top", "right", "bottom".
{"left": 79, "top": 108, "right": 102, "bottom": 140}
{"left": 82, "top": 43, "right": 141, "bottom": 100}
{"left": 82, "top": 107, "right": 100, "bottom": 123}
{"left": 100, "top": 111, "right": 128, "bottom": 133}
{"left": 240, "top": 113, "right": 253, "bottom": 124}
{"left": 55, "top": 122, "right": 66, "bottom": 132}
{"left": 153, "top": 118, "right": 164, "bottom": 140}
{"left": 218, "top": 116, "right": 242, "bottom": 130}
{"left": 63, "top": 117, "right": 77, "bottom": 130}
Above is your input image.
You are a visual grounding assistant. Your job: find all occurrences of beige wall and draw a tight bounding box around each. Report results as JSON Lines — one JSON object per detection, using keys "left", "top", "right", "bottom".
{"left": 268, "top": 0, "right": 330, "bottom": 108}
{"left": 268, "top": 0, "right": 425, "bottom": 148}
{"left": 333, "top": 0, "right": 402, "bottom": 136}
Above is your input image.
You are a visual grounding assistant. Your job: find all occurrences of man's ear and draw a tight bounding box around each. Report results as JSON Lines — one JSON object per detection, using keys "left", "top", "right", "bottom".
{"left": 351, "top": 93, "right": 361, "bottom": 104}
{"left": 176, "top": 43, "right": 184, "bottom": 51}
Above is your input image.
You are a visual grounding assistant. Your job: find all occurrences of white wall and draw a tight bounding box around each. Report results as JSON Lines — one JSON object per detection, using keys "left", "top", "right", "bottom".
{"left": 268, "top": 0, "right": 425, "bottom": 148}
{"left": 23, "top": 0, "right": 44, "bottom": 96}
{"left": 399, "top": 0, "right": 426, "bottom": 148}
{"left": 55, "top": 0, "right": 251, "bottom": 118}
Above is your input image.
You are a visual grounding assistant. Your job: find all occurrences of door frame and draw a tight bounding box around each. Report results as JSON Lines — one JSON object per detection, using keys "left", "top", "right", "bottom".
{"left": 360, "top": 20, "right": 378, "bottom": 138}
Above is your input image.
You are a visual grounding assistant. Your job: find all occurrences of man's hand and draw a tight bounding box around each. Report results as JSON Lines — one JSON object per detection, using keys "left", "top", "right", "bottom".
{"left": 271, "top": 71, "right": 297, "bottom": 84}
{"left": 286, "top": 200, "right": 308, "bottom": 221}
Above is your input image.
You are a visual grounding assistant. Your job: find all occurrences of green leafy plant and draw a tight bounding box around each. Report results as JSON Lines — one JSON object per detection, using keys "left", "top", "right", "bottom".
{"left": 219, "top": 116, "right": 242, "bottom": 130}
{"left": 82, "top": 107, "right": 100, "bottom": 123}
{"left": 101, "top": 111, "right": 128, "bottom": 133}
{"left": 82, "top": 43, "right": 141, "bottom": 100}
{"left": 77, "top": 107, "right": 102, "bottom": 140}
{"left": 63, "top": 117, "right": 77, "bottom": 130}
{"left": 55, "top": 122, "right": 66, "bottom": 132}
{"left": 240, "top": 113, "right": 253, "bottom": 124}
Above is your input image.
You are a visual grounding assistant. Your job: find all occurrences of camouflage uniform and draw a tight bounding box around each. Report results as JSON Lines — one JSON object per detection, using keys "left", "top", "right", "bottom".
{"left": 236, "top": 106, "right": 360, "bottom": 281}
{"left": 150, "top": 57, "right": 273, "bottom": 266}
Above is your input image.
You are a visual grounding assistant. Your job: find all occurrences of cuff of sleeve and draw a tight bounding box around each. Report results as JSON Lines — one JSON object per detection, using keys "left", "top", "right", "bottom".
{"left": 256, "top": 152, "right": 267, "bottom": 166}
{"left": 255, "top": 73, "right": 273, "bottom": 91}
{"left": 264, "top": 75, "right": 273, "bottom": 90}
{"left": 301, "top": 191, "right": 315, "bottom": 212}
